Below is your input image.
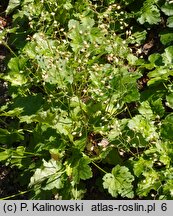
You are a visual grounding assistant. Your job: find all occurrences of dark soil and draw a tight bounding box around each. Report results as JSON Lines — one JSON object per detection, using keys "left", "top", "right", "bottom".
{"left": 0, "top": 164, "right": 28, "bottom": 199}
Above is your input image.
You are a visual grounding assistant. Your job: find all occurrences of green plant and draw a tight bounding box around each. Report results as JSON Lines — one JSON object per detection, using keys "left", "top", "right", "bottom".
{"left": 1, "top": 0, "right": 173, "bottom": 200}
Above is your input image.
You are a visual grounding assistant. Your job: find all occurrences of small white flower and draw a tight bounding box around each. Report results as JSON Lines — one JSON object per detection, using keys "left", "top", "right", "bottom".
{"left": 98, "top": 139, "right": 109, "bottom": 148}
{"left": 51, "top": 12, "right": 55, "bottom": 16}
{"left": 91, "top": 146, "right": 94, "bottom": 151}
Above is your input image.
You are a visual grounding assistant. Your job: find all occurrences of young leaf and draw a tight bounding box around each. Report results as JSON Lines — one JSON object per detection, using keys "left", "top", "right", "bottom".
{"left": 43, "top": 174, "right": 64, "bottom": 191}
{"left": 159, "top": 30, "right": 173, "bottom": 46}
{"left": 29, "top": 159, "right": 63, "bottom": 187}
{"left": 72, "top": 156, "right": 92, "bottom": 183}
{"left": 167, "top": 16, "right": 173, "bottom": 28}
{"left": 133, "top": 158, "right": 153, "bottom": 177}
{"left": 150, "top": 98, "right": 165, "bottom": 117}
{"left": 161, "top": 114, "right": 173, "bottom": 140}
{"left": 103, "top": 165, "right": 134, "bottom": 198}
{"left": 166, "top": 93, "right": 173, "bottom": 109}
{"left": 6, "top": 0, "right": 20, "bottom": 14}
{"left": 137, "top": 3, "right": 160, "bottom": 24}
{"left": 137, "top": 170, "right": 161, "bottom": 197}
{"left": 148, "top": 53, "right": 163, "bottom": 66}
{"left": 128, "top": 115, "right": 158, "bottom": 141}
{"left": 162, "top": 46, "right": 173, "bottom": 65}
{"left": 138, "top": 101, "right": 154, "bottom": 119}
{"left": 161, "top": 2, "right": 173, "bottom": 16}
{"left": 0, "top": 149, "right": 12, "bottom": 161}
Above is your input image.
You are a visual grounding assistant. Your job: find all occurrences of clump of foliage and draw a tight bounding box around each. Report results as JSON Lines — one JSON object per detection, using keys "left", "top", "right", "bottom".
{"left": 1, "top": 0, "right": 173, "bottom": 200}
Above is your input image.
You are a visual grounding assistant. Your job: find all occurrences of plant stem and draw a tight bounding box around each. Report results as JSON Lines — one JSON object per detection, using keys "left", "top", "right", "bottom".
{"left": 92, "top": 161, "right": 107, "bottom": 174}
